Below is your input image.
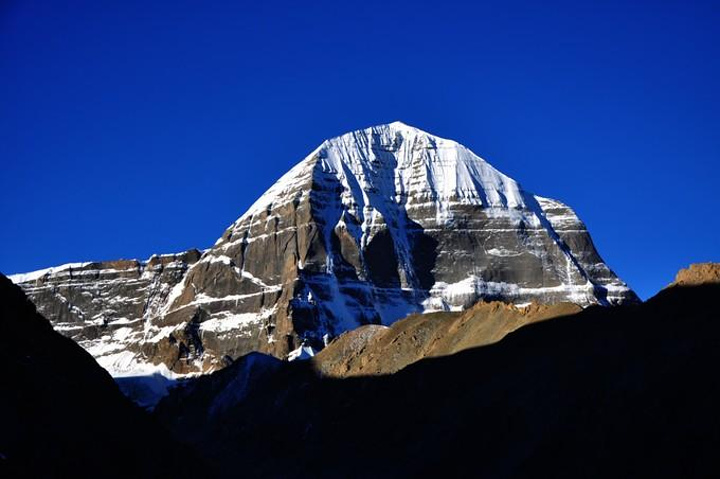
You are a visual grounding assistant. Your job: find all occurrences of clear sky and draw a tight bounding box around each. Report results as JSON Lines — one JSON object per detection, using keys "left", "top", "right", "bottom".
{"left": 1, "top": 0, "right": 718, "bottom": 299}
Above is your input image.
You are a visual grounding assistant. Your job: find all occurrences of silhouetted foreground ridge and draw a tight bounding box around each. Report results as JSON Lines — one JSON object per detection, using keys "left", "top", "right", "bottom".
{"left": 156, "top": 281, "right": 720, "bottom": 478}
{"left": 0, "top": 274, "right": 210, "bottom": 479}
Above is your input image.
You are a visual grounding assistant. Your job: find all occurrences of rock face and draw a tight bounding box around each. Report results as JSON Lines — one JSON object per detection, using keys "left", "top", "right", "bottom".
{"left": 8, "top": 250, "right": 201, "bottom": 376}
{"left": 672, "top": 263, "right": 720, "bottom": 287}
{"left": 8, "top": 122, "right": 637, "bottom": 374}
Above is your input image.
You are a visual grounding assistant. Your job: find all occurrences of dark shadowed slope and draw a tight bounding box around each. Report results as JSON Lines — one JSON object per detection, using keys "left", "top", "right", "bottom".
{"left": 0, "top": 274, "right": 211, "bottom": 479}
{"left": 156, "top": 279, "right": 720, "bottom": 479}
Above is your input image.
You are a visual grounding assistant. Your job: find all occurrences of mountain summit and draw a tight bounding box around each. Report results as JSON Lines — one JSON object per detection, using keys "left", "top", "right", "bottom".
{"left": 157, "top": 122, "right": 637, "bottom": 369}
{"left": 9, "top": 122, "right": 637, "bottom": 375}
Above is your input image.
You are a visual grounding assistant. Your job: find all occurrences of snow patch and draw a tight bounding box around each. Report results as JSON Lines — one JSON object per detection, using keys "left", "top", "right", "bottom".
{"left": 99, "top": 350, "right": 187, "bottom": 409}
{"left": 199, "top": 308, "right": 275, "bottom": 335}
{"left": 8, "top": 262, "right": 91, "bottom": 284}
{"left": 287, "top": 344, "right": 317, "bottom": 361}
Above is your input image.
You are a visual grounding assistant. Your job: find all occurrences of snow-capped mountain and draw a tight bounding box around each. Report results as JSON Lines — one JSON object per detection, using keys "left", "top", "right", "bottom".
{"left": 8, "top": 122, "right": 637, "bottom": 376}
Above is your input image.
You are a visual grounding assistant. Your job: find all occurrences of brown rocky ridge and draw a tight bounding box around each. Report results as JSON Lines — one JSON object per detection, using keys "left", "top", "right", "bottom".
{"left": 671, "top": 262, "right": 720, "bottom": 287}
{"left": 313, "top": 300, "right": 582, "bottom": 377}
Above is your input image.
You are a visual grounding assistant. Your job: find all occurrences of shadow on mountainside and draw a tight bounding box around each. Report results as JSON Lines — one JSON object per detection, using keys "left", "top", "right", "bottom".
{"left": 0, "top": 275, "right": 213, "bottom": 479}
{"left": 155, "top": 284, "right": 720, "bottom": 479}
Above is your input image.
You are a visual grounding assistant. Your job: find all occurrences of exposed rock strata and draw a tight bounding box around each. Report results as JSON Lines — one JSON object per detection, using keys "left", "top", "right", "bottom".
{"left": 8, "top": 250, "right": 202, "bottom": 375}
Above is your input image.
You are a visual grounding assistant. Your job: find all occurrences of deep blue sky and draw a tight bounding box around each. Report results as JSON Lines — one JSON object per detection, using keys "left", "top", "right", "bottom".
{"left": 1, "top": 0, "right": 718, "bottom": 299}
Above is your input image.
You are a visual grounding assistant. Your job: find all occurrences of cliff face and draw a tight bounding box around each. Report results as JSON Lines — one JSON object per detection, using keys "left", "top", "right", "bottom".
{"left": 8, "top": 122, "right": 637, "bottom": 374}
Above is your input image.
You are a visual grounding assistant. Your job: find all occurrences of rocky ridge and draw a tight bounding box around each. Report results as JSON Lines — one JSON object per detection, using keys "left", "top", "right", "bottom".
{"left": 313, "top": 300, "right": 583, "bottom": 377}
{"left": 672, "top": 263, "right": 720, "bottom": 287}
{"left": 8, "top": 250, "right": 202, "bottom": 376}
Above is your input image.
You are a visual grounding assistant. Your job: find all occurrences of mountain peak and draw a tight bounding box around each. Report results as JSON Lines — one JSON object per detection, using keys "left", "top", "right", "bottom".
{"left": 385, "top": 120, "right": 427, "bottom": 134}
{"left": 237, "top": 122, "right": 520, "bottom": 226}
{"left": 354, "top": 120, "right": 421, "bottom": 132}
{"left": 11, "top": 123, "right": 639, "bottom": 378}
{"left": 328, "top": 120, "right": 456, "bottom": 149}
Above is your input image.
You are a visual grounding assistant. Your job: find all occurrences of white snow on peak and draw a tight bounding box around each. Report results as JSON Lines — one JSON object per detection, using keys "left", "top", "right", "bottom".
{"left": 321, "top": 122, "right": 525, "bottom": 206}
{"left": 231, "top": 122, "right": 526, "bottom": 228}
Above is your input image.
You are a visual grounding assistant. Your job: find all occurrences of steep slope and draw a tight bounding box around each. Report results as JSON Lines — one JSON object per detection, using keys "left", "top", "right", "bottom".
{"left": 154, "top": 268, "right": 720, "bottom": 479}
{"left": 0, "top": 274, "right": 210, "bottom": 478}
{"left": 9, "top": 122, "right": 637, "bottom": 375}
